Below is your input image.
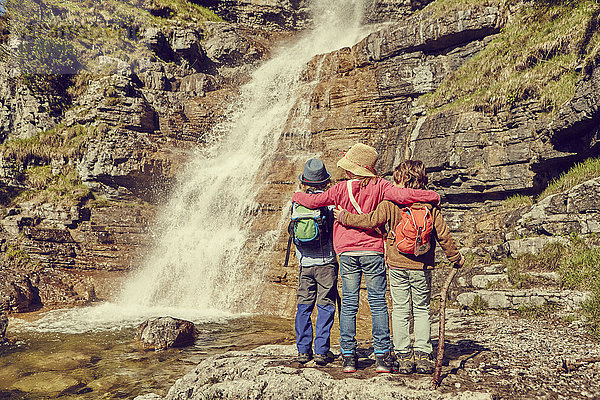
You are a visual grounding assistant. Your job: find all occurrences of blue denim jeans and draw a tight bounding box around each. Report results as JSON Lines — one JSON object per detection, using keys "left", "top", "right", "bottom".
{"left": 338, "top": 254, "right": 391, "bottom": 355}
{"left": 389, "top": 268, "right": 432, "bottom": 354}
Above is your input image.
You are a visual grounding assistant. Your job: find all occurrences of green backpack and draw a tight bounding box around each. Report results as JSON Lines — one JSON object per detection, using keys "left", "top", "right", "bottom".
{"left": 288, "top": 202, "right": 329, "bottom": 246}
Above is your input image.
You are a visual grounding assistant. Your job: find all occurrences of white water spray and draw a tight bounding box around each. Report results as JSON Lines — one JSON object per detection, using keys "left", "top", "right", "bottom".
{"left": 12, "top": 0, "right": 370, "bottom": 333}
{"left": 119, "top": 0, "right": 370, "bottom": 314}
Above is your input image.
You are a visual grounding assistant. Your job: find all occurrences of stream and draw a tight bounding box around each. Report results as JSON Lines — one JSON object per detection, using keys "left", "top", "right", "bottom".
{"left": 1, "top": 310, "right": 293, "bottom": 399}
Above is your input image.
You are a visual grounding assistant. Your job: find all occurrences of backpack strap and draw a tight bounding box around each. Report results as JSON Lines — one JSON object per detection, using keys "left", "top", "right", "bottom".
{"left": 347, "top": 179, "right": 384, "bottom": 237}
{"left": 284, "top": 204, "right": 294, "bottom": 268}
{"left": 346, "top": 180, "right": 363, "bottom": 214}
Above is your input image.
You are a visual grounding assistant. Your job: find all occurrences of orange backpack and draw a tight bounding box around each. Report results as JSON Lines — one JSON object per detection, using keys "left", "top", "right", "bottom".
{"left": 394, "top": 206, "right": 433, "bottom": 256}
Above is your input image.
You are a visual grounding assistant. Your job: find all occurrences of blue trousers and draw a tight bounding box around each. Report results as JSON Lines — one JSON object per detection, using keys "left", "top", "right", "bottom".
{"left": 295, "top": 263, "right": 338, "bottom": 355}
{"left": 338, "top": 254, "right": 391, "bottom": 355}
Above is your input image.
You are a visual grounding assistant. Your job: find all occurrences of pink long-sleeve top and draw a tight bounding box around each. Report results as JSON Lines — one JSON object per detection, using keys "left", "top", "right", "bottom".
{"left": 291, "top": 178, "right": 440, "bottom": 254}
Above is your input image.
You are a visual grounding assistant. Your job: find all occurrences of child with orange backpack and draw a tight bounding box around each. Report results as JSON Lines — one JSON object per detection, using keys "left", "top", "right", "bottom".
{"left": 334, "top": 160, "right": 464, "bottom": 374}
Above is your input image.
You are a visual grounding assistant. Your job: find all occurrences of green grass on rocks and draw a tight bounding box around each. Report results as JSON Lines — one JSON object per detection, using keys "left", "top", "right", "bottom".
{"left": 538, "top": 157, "right": 600, "bottom": 200}
{"left": 420, "top": 0, "right": 600, "bottom": 116}
{"left": 503, "top": 235, "right": 600, "bottom": 340}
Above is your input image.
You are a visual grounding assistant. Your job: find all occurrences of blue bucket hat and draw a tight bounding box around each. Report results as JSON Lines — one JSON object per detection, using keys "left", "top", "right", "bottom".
{"left": 299, "top": 158, "right": 331, "bottom": 186}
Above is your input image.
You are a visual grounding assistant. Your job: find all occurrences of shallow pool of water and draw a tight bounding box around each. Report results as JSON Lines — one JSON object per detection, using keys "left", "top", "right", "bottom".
{"left": 0, "top": 313, "right": 294, "bottom": 399}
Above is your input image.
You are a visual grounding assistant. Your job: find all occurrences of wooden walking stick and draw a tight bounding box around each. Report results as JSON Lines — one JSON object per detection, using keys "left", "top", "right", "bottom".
{"left": 432, "top": 266, "right": 458, "bottom": 388}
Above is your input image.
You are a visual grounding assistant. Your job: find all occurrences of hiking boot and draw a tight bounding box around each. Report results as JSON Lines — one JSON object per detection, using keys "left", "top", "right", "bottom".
{"left": 314, "top": 351, "right": 335, "bottom": 366}
{"left": 375, "top": 351, "right": 398, "bottom": 373}
{"left": 414, "top": 351, "right": 434, "bottom": 374}
{"left": 342, "top": 353, "right": 357, "bottom": 373}
{"left": 297, "top": 351, "right": 313, "bottom": 364}
{"left": 396, "top": 351, "right": 415, "bottom": 374}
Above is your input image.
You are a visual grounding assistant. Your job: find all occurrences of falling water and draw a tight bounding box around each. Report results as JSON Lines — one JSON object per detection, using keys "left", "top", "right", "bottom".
{"left": 118, "top": 0, "right": 371, "bottom": 316}
{"left": 11, "top": 0, "right": 371, "bottom": 334}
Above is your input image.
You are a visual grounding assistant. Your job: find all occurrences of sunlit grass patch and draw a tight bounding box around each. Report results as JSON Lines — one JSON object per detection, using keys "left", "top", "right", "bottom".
{"left": 0, "top": 124, "right": 96, "bottom": 166}
{"left": 14, "top": 166, "right": 91, "bottom": 207}
{"left": 502, "top": 194, "right": 534, "bottom": 209}
{"left": 420, "top": 0, "right": 600, "bottom": 115}
{"left": 538, "top": 157, "right": 600, "bottom": 200}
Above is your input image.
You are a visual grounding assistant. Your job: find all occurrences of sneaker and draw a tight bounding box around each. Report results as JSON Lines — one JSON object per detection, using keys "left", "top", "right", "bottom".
{"left": 375, "top": 351, "right": 398, "bottom": 373}
{"left": 314, "top": 351, "right": 335, "bottom": 366}
{"left": 414, "top": 351, "right": 434, "bottom": 374}
{"left": 342, "top": 353, "right": 357, "bottom": 373}
{"left": 297, "top": 351, "right": 313, "bottom": 364}
{"left": 396, "top": 351, "right": 415, "bottom": 374}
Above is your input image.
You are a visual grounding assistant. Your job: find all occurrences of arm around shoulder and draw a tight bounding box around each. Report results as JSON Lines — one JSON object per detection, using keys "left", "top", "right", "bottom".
{"left": 384, "top": 186, "right": 440, "bottom": 205}
{"left": 292, "top": 186, "right": 337, "bottom": 208}
{"left": 341, "top": 201, "right": 391, "bottom": 229}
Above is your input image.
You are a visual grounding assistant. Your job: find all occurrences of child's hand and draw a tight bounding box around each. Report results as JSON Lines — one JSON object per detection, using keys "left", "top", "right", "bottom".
{"left": 453, "top": 253, "right": 466, "bottom": 269}
{"left": 333, "top": 205, "right": 346, "bottom": 220}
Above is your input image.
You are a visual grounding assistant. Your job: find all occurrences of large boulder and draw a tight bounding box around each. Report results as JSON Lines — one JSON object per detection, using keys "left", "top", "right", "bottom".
{"left": 136, "top": 317, "right": 197, "bottom": 350}
{"left": 516, "top": 177, "right": 600, "bottom": 236}
{"left": 160, "top": 344, "right": 493, "bottom": 400}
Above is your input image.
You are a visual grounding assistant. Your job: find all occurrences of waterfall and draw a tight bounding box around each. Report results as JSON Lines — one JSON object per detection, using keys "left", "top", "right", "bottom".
{"left": 118, "top": 0, "right": 370, "bottom": 317}
{"left": 11, "top": 0, "right": 371, "bottom": 333}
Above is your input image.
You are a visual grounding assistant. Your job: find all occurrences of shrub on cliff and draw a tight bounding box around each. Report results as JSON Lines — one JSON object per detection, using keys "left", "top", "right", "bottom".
{"left": 0, "top": 124, "right": 98, "bottom": 206}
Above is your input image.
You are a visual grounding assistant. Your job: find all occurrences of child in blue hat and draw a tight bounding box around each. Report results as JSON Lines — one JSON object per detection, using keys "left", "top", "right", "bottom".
{"left": 291, "top": 158, "right": 338, "bottom": 366}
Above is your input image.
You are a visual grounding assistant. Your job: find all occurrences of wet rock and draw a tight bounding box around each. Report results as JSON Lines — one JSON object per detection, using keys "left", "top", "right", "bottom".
{"left": 87, "top": 375, "right": 128, "bottom": 395}
{"left": 136, "top": 317, "right": 197, "bottom": 350}
{"left": 0, "top": 271, "right": 41, "bottom": 313}
{"left": 20, "top": 350, "right": 92, "bottom": 372}
{"left": 31, "top": 269, "right": 97, "bottom": 307}
{"left": 0, "top": 311, "right": 7, "bottom": 343}
{"left": 10, "top": 371, "right": 81, "bottom": 395}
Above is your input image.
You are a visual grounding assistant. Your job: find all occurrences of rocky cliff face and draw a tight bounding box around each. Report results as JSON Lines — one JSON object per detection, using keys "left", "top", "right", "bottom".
{"left": 1, "top": 0, "right": 599, "bottom": 317}
{"left": 253, "top": 2, "right": 600, "bottom": 315}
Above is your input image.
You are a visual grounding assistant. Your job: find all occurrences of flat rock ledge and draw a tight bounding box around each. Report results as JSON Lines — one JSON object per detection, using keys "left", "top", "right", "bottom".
{"left": 135, "top": 344, "right": 491, "bottom": 400}
{"left": 136, "top": 310, "right": 600, "bottom": 400}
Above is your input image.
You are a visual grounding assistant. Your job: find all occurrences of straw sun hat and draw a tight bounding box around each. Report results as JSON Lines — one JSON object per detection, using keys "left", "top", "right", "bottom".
{"left": 336, "top": 143, "right": 378, "bottom": 177}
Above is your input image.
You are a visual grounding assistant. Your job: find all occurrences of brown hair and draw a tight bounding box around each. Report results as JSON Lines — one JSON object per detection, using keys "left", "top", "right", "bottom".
{"left": 302, "top": 182, "right": 331, "bottom": 193}
{"left": 393, "top": 160, "right": 428, "bottom": 189}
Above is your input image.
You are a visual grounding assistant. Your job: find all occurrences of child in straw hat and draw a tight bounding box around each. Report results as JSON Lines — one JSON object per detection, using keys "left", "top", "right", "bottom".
{"left": 292, "top": 143, "right": 440, "bottom": 373}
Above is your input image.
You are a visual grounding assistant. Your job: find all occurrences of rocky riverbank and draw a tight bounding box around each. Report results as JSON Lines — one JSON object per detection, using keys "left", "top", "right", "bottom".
{"left": 136, "top": 310, "right": 600, "bottom": 400}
